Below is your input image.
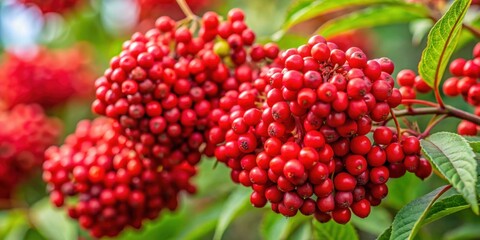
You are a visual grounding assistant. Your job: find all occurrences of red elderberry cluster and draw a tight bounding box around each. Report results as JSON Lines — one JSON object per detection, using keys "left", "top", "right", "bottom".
{"left": 43, "top": 118, "right": 196, "bottom": 238}
{"left": 443, "top": 42, "right": 480, "bottom": 135}
{"left": 0, "top": 104, "right": 61, "bottom": 199}
{"left": 0, "top": 47, "right": 94, "bottom": 109}
{"left": 92, "top": 9, "right": 280, "bottom": 172}
{"left": 44, "top": 8, "right": 280, "bottom": 237}
{"left": 18, "top": 0, "right": 83, "bottom": 15}
{"left": 209, "top": 35, "right": 432, "bottom": 224}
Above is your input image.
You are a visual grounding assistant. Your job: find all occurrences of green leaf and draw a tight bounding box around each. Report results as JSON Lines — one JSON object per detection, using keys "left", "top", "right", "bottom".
{"left": 317, "top": 5, "right": 429, "bottom": 38}
{"left": 422, "top": 194, "right": 470, "bottom": 225}
{"left": 176, "top": 206, "right": 221, "bottom": 240}
{"left": 289, "top": 223, "right": 313, "bottom": 240}
{"left": 312, "top": 220, "right": 359, "bottom": 240}
{"left": 29, "top": 199, "right": 77, "bottom": 240}
{"left": 464, "top": 136, "right": 480, "bottom": 152}
{"left": 389, "top": 186, "right": 451, "bottom": 240}
{"left": 213, "top": 187, "right": 251, "bottom": 240}
{"left": 421, "top": 132, "right": 478, "bottom": 214}
{"left": 0, "top": 210, "right": 30, "bottom": 240}
{"left": 377, "top": 193, "right": 473, "bottom": 240}
{"left": 445, "top": 223, "right": 480, "bottom": 240}
{"left": 418, "top": 0, "right": 472, "bottom": 88}
{"left": 377, "top": 227, "right": 392, "bottom": 240}
{"left": 276, "top": 0, "right": 412, "bottom": 39}
{"left": 261, "top": 212, "right": 308, "bottom": 240}
{"left": 351, "top": 207, "right": 392, "bottom": 235}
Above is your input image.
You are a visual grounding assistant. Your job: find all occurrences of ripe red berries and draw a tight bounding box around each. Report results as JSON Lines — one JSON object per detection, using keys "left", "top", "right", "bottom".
{"left": 44, "top": 118, "right": 196, "bottom": 238}
{"left": 0, "top": 105, "right": 61, "bottom": 199}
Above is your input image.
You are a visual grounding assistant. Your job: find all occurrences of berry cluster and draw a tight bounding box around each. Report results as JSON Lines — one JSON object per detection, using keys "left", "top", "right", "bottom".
{"left": 47, "top": 8, "right": 280, "bottom": 237}
{"left": 18, "top": 0, "right": 83, "bottom": 15}
{"left": 0, "top": 47, "right": 94, "bottom": 109}
{"left": 92, "top": 9, "right": 279, "bottom": 174}
{"left": 43, "top": 118, "right": 196, "bottom": 238}
{"left": 0, "top": 104, "right": 61, "bottom": 199}
{"left": 443, "top": 43, "right": 480, "bottom": 135}
{"left": 209, "top": 35, "right": 432, "bottom": 224}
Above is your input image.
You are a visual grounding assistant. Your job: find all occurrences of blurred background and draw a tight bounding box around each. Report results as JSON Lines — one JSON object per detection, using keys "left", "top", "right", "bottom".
{"left": 0, "top": 0, "right": 478, "bottom": 239}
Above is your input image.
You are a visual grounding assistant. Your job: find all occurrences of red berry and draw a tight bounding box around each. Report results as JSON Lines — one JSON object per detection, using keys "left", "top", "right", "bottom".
{"left": 351, "top": 199, "right": 371, "bottom": 218}
{"left": 396, "top": 69, "right": 416, "bottom": 87}
{"left": 344, "top": 155, "right": 367, "bottom": 176}
{"left": 373, "top": 127, "right": 393, "bottom": 145}
{"left": 332, "top": 208, "right": 351, "bottom": 224}
{"left": 415, "top": 158, "right": 432, "bottom": 180}
{"left": 334, "top": 172, "right": 357, "bottom": 191}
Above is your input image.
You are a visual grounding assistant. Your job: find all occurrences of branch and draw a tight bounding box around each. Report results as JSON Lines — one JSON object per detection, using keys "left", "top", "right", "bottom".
{"left": 463, "top": 23, "right": 480, "bottom": 39}
{"left": 392, "top": 106, "right": 480, "bottom": 125}
{"left": 176, "top": 0, "right": 196, "bottom": 19}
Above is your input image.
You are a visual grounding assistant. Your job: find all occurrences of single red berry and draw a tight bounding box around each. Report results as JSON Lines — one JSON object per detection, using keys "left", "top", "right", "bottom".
{"left": 404, "top": 155, "right": 419, "bottom": 172}
{"left": 351, "top": 199, "right": 371, "bottom": 218}
{"left": 373, "top": 127, "right": 393, "bottom": 145}
{"left": 457, "top": 121, "right": 478, "bottom": 136}
{"left": 386, "top": 143, "right": 405, "bottom": 163}
{"left": 283, "top": 159, "right": 306, "bottom": 185}
{"left": 396, "top": 69, "right": 416, "bottom": 87}
{"left": 414, "top": 76, "right": 432, "bottom": 93}
{"left": 317, "top": 83, "right": 338, "bottom": 102}
{"left": 334, "top": 191, "right": 353, "bottom": 208}
{"left": 367, "top": 145, "right": 387, "bottom": 167}
{"left": 332, "top": 208, "right": 351, "bottom": 224}
{"left": 402, "top": 136, "right": 420, "bottom": 155}
{"left": 345, "top": 155, "right": 367, "bottom": 176}
{"left": 449, "top": 58, "right": 466, "bottom": 76}
{"left": 370, "top": 166, "right": 390, "bottom": 184}
{"left": 250, "top": 191, "right": 267, "bottom": 208}
{"left": 350, "top": 136, "right": 371, "bottom": 155}
{"left": 415, "top": 158, "right": 432, "bottom": 180}
{"left": 308, "top": 163, "right": 329, "bottom": 184}
{"left": 442, "top": 77, "right": 459, "bottom": 96}
{"left": 334, "top": 172, "right": 357, "bottom": 192}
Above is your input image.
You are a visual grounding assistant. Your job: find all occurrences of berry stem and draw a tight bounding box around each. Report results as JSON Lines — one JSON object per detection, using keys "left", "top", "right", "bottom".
{"left": 433, "top": 88, "right": 445, "bottom": 109}
{"left": 433, "top": 184, "right": 452, "bottom": 201}
{"left": 390, "top": 109, "right": 402, "bottom": 141}
{"left": 0, "top": 199, "right": 27, "bottom": 210}
{"left": 176, "top": 0, "right": 196, "bottom": 19}
{"left": 294, "top": 116, "right": 306, "bottom": 145}
{"left": 401, "top": 99, "right": 438, "bottom": 107}
{"left": 393, "top": 106, "right": 480, "bottom": 125}
{"left": 419, "top": 114, "right": 448, "bottom": 139}
{"left": 462, "top": 23, "right": 480, "bottom": 39}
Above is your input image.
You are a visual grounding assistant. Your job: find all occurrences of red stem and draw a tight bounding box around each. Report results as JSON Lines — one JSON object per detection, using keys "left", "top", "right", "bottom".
{"left": 392, "top": 105, "right": 480, "bottom": 125}
{"left": 176, "top": 0, "right": 196, "bottom": 18}
{"left": 434, "top": 88, "right": 445, "bottom": 109}
{"left": 401, "top": 99, "right": 438, "bottom": 107}
{"left": 390, "top": 108, "right": 402, "bottom": 141}
{"left": 419, "top": 114, "right": 448, "bottom": 139}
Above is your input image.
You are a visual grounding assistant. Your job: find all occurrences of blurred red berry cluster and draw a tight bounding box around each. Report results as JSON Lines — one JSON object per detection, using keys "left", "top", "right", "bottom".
{"left": 18, "top": 0, "right": 83, "bottom": 15}
{"left": 0, "top": 46, "right": 94, "bottom": 110}
{"left": 0, "top": 104, "right": 61, "bottom": 199}
{"left": 0, "top": 45, "right": 94, "bottom": 201}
